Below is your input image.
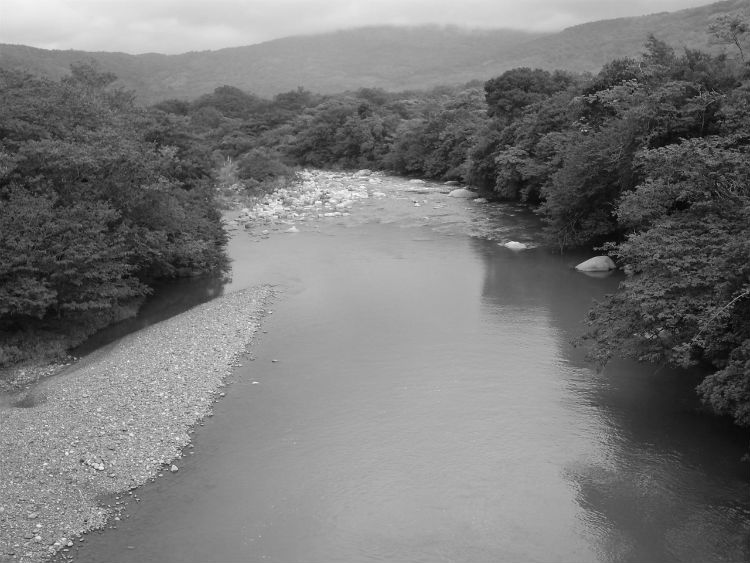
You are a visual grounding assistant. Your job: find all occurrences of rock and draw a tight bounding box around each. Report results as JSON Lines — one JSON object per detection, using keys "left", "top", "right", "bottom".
{"left": 473, "top": 198, "right": 488, "bottom": 203}
{"left": 170, "top": 465, "right": 179, "bottom": 473}
{"left": 575, "top": 256, "right": 616, "bottom": 272}
{"left": 409, "top": 179, "right": 426, "bottom": 184}
{"left": 354, "top": 169, "right": 372, "bottom": 177}
{"left": 503, "top": 241, "right": 528, "bottom": 251}
{"left": 444, "top": 180, "right": 460, "bottom": 186}
{"left": 285, "top": 226, "right": 299, "bottom": 233}
{"left": 448, "top": 188, "right": 475, "bottom": 198}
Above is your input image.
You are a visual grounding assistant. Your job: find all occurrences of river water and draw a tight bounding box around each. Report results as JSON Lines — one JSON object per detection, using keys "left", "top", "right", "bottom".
{"left": 66, "top": 173, "right": 749, "bottom": 562}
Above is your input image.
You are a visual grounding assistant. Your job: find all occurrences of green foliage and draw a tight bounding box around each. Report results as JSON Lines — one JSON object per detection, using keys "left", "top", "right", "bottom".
{"left": 540, "top": 118, "right": 639, "bottom": 248}
{"left": 385, "top": 88, "right": 487, "bottom": 181}
{"left": 708, "top": 10, "right": 750, "bottom": 61}
{"left": 236, "top": 148, "right": 294, "bottom": 184}
{"left": 484, "top": 68, "right": 575, "bottom": 122}
{"left": 698, "top": 339, "right": 750, "bottom": 427}
{"left": 192, "top": 85, "right": 268, "bottom": 120}
{"left": 0, "top": 66, "right": 227, "bottom": 365}
{"left": 584, "top": 98, "right": 750, "bottom": 426}
{"left": 284, "top": 96, "right": 398, "bottom": 169}
{"left": 0, "top": 187, "right": 143, "bottom": 320}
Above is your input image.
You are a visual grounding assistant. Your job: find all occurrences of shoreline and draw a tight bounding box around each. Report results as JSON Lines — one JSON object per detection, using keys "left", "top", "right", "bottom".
{"left": 0, "top": 285, "right": 275, "bottom": 563}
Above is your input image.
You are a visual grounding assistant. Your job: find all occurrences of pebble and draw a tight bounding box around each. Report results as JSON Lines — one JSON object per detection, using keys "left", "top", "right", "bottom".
{"left": 0, "top": 286, "right": 275, "bottom": 562}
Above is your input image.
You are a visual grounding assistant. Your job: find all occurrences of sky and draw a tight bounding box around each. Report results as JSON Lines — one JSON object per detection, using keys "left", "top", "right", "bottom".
{"left": 1, "top": 0, "right": 717, "bottom": 55}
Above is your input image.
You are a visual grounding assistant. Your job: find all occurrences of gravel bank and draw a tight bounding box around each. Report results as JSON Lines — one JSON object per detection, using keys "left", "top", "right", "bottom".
{"left": 0, "top": 286, "right": 274, "bottom": 563}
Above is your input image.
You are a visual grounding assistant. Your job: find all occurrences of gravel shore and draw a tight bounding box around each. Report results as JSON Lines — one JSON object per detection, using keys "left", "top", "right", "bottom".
{"left": 0, "top": 285, "right": 274, "bottom": 563}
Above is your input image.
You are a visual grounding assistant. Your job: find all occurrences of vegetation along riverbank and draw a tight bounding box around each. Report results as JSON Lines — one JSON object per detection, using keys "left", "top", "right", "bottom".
{"left": 7, "top": 18, "right": 748, "bottom": 429}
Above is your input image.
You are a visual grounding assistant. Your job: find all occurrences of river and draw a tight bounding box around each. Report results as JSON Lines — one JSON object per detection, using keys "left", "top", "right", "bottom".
{"left": 63, "top": 172, "right": 750, "bottom": 563}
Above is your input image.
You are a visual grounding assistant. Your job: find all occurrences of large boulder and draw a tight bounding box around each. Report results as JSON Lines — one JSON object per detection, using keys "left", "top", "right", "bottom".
{"left": 503, "top": 241, "right": 528, "bottom": 251}
{"left": 575, "top": 256, "right": 616, "bottom": 272}
{"left": 448, "top": 188, "right": 475, "bottom": 198}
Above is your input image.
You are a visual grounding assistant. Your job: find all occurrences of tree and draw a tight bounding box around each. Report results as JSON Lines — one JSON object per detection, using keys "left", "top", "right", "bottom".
{"left": 0, "top": 68, "right": 228, "bottom": 365}
{"left": 0, "top": 187, "right": 144, "bottom": 320}
{"left": 708, "top": 11, "right": 750, "bottom": 62}
{"left": 484, "top": 68, "right": 575, "bottom": 123}
{"left": 585, "top": 115, "right": 750, "bottom": 427}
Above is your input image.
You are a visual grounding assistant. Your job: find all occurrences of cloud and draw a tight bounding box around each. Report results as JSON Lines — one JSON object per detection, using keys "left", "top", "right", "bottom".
{"left": 0, "top": 0, "right": 715, "bottom": 54}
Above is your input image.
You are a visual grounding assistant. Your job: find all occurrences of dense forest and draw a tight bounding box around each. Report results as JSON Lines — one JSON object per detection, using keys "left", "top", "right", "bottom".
{"left": 0, "top": 64, "right": 227, "bottom": 365}
{"left": 1, "top": 13, "right": 749, "bottom": 429}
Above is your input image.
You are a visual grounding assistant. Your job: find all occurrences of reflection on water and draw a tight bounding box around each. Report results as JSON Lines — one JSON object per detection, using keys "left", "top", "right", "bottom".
{"left": 473, "top": 236, "right": 750, "bottom": 562}
{"left": 63, "top": 176, "right": 749, "bottom": 563}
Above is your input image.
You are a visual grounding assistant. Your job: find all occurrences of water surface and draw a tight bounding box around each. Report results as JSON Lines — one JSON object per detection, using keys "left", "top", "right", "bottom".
{"left": 65, "top": 175, "right": 750, "bottom": 563}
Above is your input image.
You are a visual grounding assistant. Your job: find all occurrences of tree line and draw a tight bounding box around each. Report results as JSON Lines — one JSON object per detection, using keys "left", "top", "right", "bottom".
{"left": 0, "top": 64, "right": 227, "bottom": 365}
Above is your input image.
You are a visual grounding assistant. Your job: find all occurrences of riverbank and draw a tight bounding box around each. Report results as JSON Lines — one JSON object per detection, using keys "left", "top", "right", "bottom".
{"left": 0, "top": 285, "right": 274, "bottom": 563}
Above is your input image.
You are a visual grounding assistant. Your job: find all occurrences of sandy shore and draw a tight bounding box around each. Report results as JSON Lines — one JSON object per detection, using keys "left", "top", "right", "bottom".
{"left": 0, "top": 285, "right": 274, "bottom": 563}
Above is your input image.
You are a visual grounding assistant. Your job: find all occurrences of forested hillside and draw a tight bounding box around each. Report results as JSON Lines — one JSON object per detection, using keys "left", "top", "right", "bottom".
{"left": 0, "top": 0, "right": 745, "bottom": 103}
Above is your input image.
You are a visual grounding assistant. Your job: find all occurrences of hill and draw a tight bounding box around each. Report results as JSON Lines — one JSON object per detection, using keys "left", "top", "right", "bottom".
{"left": 0, "top": 0, "right": 746, "bottom": 103}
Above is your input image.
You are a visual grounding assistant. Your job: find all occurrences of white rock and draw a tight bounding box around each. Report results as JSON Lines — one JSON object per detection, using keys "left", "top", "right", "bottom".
{"left": 409, "top": 179, "right": 426, "bottom": 184}
{"left": 448, "top": 188, "right": 475, "bottom": 198}
{"left": 503, "top": 241, "right": 528, "bottom": 251}
{"left": 473, "top": 198, "right": 488, "bottom": 203}
{"left": 170, "top": 464, "right": 179, "bottom": 473}
{"left": 285, "top": 226, "right": 299, "bottom": 233}
{"left": 575, "top": 256, "right": 616, "bottom": 271}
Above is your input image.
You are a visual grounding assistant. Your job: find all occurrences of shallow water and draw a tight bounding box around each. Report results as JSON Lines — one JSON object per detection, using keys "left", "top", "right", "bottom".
{"left": 65, "top": 174, "right": 750, "bottom": 562}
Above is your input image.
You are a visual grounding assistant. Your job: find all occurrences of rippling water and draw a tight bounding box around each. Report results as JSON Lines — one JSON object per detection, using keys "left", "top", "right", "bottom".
{"left": 67, "top": 174, "right": 750, "bottom": 563}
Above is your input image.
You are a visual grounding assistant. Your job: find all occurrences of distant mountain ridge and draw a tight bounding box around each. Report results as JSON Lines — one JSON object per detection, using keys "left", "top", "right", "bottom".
{"left": 0, "top": 0, "right": 746, "bottom": 103}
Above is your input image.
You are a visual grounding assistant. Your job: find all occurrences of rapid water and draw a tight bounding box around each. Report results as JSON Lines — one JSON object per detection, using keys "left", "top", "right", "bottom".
{"left": 63, "top": 174, "right": 750, "bottom": 562}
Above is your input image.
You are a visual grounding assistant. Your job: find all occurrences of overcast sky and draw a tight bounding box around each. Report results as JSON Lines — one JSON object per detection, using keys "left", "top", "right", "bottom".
{"left": 1, "top": 0, "right": 715, "bottom": 54}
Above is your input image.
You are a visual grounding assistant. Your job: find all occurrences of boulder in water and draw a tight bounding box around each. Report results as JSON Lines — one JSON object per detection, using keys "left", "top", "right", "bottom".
{"left": 503, "top": 241, "right": 528, "bottom": 251}
{"left": 575, "top": 256, "right": 615, "bottom": 271}
{"left": 448, "top": 188, "right": 475, "bottom": 198}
